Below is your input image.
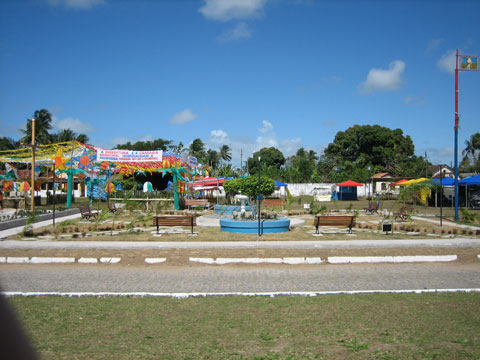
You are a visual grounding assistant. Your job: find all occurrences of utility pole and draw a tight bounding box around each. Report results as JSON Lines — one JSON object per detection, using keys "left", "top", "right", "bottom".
{"left": 30, "top": 118, "right": 36, "bottom": 212}
{"left": 240, "top": 148, "right": 243, "bottom": 176}
{"left": 424, "top": 152, "right": 428, "bottom": 178}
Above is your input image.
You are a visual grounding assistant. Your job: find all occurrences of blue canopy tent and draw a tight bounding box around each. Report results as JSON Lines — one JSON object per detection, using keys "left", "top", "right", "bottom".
{"left": 274, "top": 180, "right": 288, "bottom": 198}
{"left": 459, "top": 175, "right": 480, "bottom": 208}
{"left": 431, "top": 178, "right": 455, "bottom": 186}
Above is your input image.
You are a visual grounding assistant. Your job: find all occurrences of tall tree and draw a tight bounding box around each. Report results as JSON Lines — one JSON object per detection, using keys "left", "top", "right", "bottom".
{"left": 462, "top": 132, "right": 480, "bottom": 164}
{"left": 52, "top": 128, "right": 77, "bottom": 143}
{"left": 219, "top": 144, "right": 232, "bottom": 164}
{"left": 248, "top": 147, "right": 285, "bottom": 175}
{"left": 188, "top": 138, "right": 206, "bottom": 163}
{"left": 0, "top": 137, "right": 20, "bottom": 151}
{"left": 206, "top": 149, "right": 220, "bottom": 169}
{"left": 115, "top": 138, "right": 172, "bottom": 151}
{"left": 20, "top": 109, "right": 53, "bottom": 144}
{"left": 322, "top": 125, "right": 417, "bottom": 180}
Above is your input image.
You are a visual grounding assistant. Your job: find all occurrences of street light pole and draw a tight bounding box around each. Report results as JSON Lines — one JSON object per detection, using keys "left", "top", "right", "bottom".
{"left": 440, "top": 165, "right": 444, "bottom": 227}
{"left": 258, "top": 156, "right": 261, "bottom": 237}
{"left": 30, "top": 118, "right": 36, "bottom": 213}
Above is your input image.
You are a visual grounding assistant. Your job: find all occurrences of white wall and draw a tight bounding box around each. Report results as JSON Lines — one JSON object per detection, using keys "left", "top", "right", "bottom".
{"left": 283, "top": 183, "right": 372, "bottom": 198}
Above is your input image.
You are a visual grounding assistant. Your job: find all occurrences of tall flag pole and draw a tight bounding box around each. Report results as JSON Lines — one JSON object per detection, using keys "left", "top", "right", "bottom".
{"left": 454, "top": 50, "right": 478, "bottom": 221}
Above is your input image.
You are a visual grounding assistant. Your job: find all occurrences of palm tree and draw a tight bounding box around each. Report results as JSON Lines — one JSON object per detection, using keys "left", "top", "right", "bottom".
{"left": 0, "top": 136, "right": 20, "bottom": 151}
{"left": 52, "top": 128, "right": 77, "bottom": 143}
{"left": 188, "top": 138, "right": 206, "bottom": 163}
{"left": 206, "top": 149, "right": 220, "bottom": 170}
{"left": 20, "top": 109, "right": 53, "bottom": 144}
{"left": 462, "top": 133, "right": 480, "bottom": 166}
{"left": 219, "top": 145, "right": 232, "bottom": 165}
{"left": 76, "top": 133, "right": 90, "bottom": 144}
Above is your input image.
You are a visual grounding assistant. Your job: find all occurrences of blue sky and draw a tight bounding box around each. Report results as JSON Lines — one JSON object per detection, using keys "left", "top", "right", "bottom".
{"left": 1, "top": 0, "right": 479, "bottom": 169}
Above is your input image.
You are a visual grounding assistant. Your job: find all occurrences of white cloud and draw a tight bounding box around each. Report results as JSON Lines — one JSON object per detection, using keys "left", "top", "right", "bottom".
{"left": 210, "top": 129, "right": 228, "bottom": 143}
{"left": 53, "top": 117, "right": 95, "bottom": 133}
{"left": 205, "top": 120, "right": 302, "bottom": 167}
{"left": 359, "top": 60, "right": 406, "bottom": 94}
{"left": 437, "top": 49, "right": 456, "bottom": 74}
{"left": 218, "top": 22, "right": 252, "bottom": 42}
{"left": 169, "top": 109, "right": 198, "bottom": 125}
{"left": 404, "top": 95, "right": 426, "bottom": 107}
{"left": 46, "top": 0, "right": 105, "bottom": 9}
{"left": 426, "top": 38, "right": 443, "bottom": 53}
{"left": 259, "top": 120, "right": 273, "bottom": 134}
{"left": 200, "top": 0, "right": 268, "bottom": 22}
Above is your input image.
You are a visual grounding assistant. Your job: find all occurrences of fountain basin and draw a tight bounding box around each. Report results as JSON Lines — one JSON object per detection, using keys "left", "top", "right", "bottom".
{"left": 215, "top": 205, "right": 256, "bottom": 215}
{"left": 220, "top": 218, "right": 290, "bottom": 234}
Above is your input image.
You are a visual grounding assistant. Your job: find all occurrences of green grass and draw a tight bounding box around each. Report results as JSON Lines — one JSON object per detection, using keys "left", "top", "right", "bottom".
{"left": 9, "top": 293, "right": 480, "bottom": 359}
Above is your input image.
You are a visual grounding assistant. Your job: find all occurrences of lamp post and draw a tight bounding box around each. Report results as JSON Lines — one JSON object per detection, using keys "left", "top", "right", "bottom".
{"left": 440, "top": 165, "right": 444, "bottom": 227}
{"left": 258, "top": 155, "right": 261, "bottom": 237}
{"left": 367, "top": 165, "right": 372, "bottom": 205}
{"left": 30, "top": 118, "right": 36, "bottom": 212}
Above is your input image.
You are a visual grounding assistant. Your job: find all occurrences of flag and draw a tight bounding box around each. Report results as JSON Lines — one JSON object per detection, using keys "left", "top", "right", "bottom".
{"left": 459, "top": 55, "right": 478, "bottom": 71}
{"left": 5, "top": 163, "right": 18, "bottom": 179}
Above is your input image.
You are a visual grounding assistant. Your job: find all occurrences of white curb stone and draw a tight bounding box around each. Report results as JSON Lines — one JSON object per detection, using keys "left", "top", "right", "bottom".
{"left": 283, "top": 257, "right": 307, "bottom": 265}
{"left": 0, "top": 257, "right": 6, "bottom": 263}
{"left": 7, "top": 257, "right": 30, "bottom": 264}
{"left": 327, "top": 255, "right": 457, "bottom": 264}
{"left": 189, "top": 257, "right": 215, "bottom": 264}
{"left": 305, "top": 257, "right": 323, "bottom": 264}
{"left": 30, "top": 257, "right": 75, "bottom": 264}
{"left": 100, "top": 257, "right": 121, "bottom": 264}
{"left": 78, "top": 257, "right": 98, "bottom": 264}
{"left": 145, "top": 258, "right": 166, "bottom": 264}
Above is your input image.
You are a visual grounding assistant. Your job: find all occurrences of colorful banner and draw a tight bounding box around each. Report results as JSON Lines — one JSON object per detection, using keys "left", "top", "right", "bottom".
{"left": 459, "top": 55, "right": 478, "bottom": 71}
{"left": 96, "top": 148, "right": 163, "bottom": 163}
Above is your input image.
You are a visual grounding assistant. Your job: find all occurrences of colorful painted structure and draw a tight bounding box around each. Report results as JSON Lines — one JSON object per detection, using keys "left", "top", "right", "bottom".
{"left": 0, "top": 141, "right": 206, "bottom": 210}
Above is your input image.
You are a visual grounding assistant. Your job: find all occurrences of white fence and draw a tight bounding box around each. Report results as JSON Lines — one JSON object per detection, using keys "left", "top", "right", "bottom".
{"left": 275, "top": 183, "right": 372, "bottom": 198}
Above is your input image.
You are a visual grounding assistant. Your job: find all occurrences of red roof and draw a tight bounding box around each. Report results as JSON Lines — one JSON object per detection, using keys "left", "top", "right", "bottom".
{"left": 189, "top": 177, "right": 225, "bottom": 187}
{"left": 336, "top": 180, "right": 363, "bottom": 187}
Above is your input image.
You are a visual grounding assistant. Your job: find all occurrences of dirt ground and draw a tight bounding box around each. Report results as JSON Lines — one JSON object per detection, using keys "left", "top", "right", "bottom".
{"left": 2, "top": 247, "right": 480, "bottom": 267}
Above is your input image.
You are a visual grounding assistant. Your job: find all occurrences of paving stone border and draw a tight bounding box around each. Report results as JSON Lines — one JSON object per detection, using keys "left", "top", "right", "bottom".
{"left": 0, "top": 208, "right": 80, "bottom": 231}
{"left": 0, "top": 256, "right": 121, "bottom": 264}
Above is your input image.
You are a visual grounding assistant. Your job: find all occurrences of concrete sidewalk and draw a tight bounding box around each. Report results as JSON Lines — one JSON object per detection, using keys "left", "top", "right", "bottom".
{"left": 1, "top": 238, "right": 480, "bottom": 250}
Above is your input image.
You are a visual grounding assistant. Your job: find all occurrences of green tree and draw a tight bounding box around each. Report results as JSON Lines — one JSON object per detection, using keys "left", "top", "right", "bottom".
{"left": 219, "top": 144, "right": 232, "bottom": 164}
{"left": 115, "top": 138, "right": 172, "bottom": 151}
{"left": 76, "top": 133, "right": 90, "bottom": 144}
{"left": 224, "top": 176, "right": 275, "bottom": 198}
{"left": 462, "top": 132, "right": 480, "bottom": 169}
{"left": 248, "top": 147, "right": 285, "bottom": 175}
{"left": 206, "top": 149, "right": 220, "bottom": 169}
{"left": 188, "top": 138, "right": 207, "bottom": 163}
{"left": 321, "top": 125, "right": 420, "bottom": 181}
{"left": 20, "top": 109, "right": 53, "bottom": 144}
{"left": 51, "top": 128, "right": 76, "bottom": 142}
{"left": 0, "top": 136, "right": 19, "bottom": 151}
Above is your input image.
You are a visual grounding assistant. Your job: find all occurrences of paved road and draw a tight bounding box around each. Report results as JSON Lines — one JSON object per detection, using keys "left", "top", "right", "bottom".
{"left": 2, "top": 263, "right": 480, "bottom": 293}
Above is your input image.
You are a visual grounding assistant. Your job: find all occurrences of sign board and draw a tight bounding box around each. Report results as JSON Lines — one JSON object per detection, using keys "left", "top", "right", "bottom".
{"left": 187, "top": 156, "right": 198, "bottom": 167}
{"left": 96, "top": 149, "right": 162, "bottom": 163}
{"left": 459, "top": 55, "right": 478, "bottom": 71}
{"left": 382, "top": 223, "right": 392, "bottom": 234}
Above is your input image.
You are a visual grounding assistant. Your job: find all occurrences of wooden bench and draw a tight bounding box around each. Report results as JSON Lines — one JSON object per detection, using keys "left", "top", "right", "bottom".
{"left": 79, "top": 206, "right": 98, "bottom": 220}
{"left": 263, "top": 199, "right": 286, "bottom": 207}
{"left": 153, "top": 215, "right": 197, "bottom": 234}
{"left": 184, "top": 199, "right": 211, "bottom": 210}
{"left": 394, "top": 206, "right": 414, "bottom": 222}
{"left": 313, "top": 215, "right": 356, "bottom": 234}
{"left": 364, "top": 201, "right": 380, "bottom": 214}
